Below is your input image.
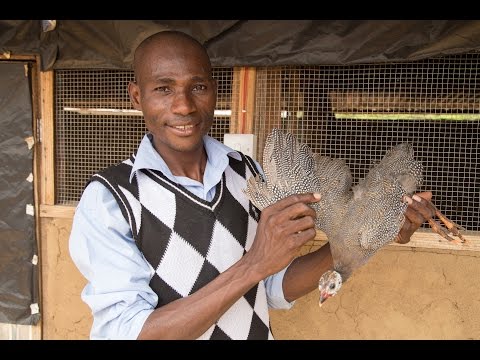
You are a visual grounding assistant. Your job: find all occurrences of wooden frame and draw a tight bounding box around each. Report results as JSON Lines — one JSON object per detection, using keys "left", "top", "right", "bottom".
{"left": 36, "top": 66, "right": 479, "bottom": 251}
{"left": 230, "top": 67, "right": 256, "bottom": 134}
{"left": 39, "top": 70, "right": 55, "bottom": 205}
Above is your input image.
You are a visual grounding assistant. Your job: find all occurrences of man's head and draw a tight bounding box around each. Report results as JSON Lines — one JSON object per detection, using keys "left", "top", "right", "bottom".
{"left": 128, "top": 31, "right": 217, "bottom": 157}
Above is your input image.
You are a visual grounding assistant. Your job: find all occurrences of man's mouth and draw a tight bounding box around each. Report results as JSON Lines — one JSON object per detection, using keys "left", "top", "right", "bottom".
{"left": 174, "top": 124, "right": 195, "bottom": 131}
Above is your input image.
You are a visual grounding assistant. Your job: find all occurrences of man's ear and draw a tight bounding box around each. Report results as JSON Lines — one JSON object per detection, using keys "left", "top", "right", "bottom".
{"left": 128, "top": 81, "right": 142, "bottom": 110}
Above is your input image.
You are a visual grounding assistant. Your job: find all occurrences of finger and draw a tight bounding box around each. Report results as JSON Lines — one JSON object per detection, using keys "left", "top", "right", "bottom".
{"left": 404, "top": 205, "right": 428, "bottom": 227}
{"left": 290, "top": 227, "right": 317, "bottom": 246}
{"left": 282, "top": 201, "right": 317, "bottom": 221}
{"left": 269, "top": 192, "right": 321, "bottom": 211}
{"left": 414, "top": 191, "right": 432, "bottom": 202}
{"left": 412, "top": 194, "right": 436, "bottom": 218}
{"left": 288, "top": 214, "right": 316, "bottom": 234}
{"left": 395, "top": 233, "right": 411, "bottom": 244}
{"left": 403, "top": 198, "right": 432, "bottom": 226}
{"left": 414, "top": 195, "right": 436, "bottom": 215}
{"left": 268, "top": 202, "right": 316, "bottom": 229}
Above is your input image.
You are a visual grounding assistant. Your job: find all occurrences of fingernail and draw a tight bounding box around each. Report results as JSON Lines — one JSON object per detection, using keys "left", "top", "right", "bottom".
{"left": 404, "top": 196, "right": 413, "bottom": 204}
{"left": 313, "top": 193, "right": 321, "bottom": 199}
{"left": 413, "top": 195, "right": 422, "bottom": 202}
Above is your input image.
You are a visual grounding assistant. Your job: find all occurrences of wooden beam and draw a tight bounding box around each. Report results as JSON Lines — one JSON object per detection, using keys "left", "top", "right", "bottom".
{"left": 0, "top": 54, "right": 36, "bottom": 61}
{"left": 329, "top": 90, "right": 480, "bottom": 112}
{"left": 39, "top": 71, "right": 55, "bottom": 205}
{"left": 231, "top": 67, "right": 256, "bottom": 134}
{"left": 40, "top": 205, "right": 76, "bottom": 219}
{"left": 38, "top": 203, "right": 480, "bottom": 252}
{"left": 305, "top": 229, "right": 480, "bottom": 252}
{"left": 0, "top": 323, "right": 41, "bottom": 340}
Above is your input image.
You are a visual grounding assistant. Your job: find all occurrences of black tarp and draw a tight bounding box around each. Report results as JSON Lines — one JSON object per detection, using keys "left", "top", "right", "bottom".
{"left": 1, "top": 20, "right": 480, "bottom": 70}
{"left": 0, "top": 62, "right": 39, "bottom": 325}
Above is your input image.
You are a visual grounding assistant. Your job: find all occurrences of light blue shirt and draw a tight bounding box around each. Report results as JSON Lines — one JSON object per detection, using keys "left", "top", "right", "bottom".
{"left": 69, "top": 133, "right": 294, "bottom": 340}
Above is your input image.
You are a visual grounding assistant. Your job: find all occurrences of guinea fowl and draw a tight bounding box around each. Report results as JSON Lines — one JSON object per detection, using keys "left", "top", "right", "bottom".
{"left": 244, "top": 128, "right": 466, "bottom": 306}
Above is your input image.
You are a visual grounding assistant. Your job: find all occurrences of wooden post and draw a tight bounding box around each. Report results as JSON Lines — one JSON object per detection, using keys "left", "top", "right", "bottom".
{"left": 39, "top": 71, "right": 55, "bottom": 205}
{"left": 231, "top": 67, "right": 256, "bottom": 134}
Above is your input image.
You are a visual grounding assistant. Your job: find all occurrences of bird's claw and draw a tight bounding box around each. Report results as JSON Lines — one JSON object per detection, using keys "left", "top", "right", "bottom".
{"left": 428, "top": 201, "right": 467, "bottom": 244}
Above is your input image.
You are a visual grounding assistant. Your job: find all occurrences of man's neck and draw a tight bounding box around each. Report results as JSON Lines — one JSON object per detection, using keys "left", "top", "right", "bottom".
{"left": 161, "top": 147, "right": 208, "bottom": 183}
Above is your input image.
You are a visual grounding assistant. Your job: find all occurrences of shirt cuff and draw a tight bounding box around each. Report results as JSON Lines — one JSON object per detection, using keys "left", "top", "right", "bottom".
{"left": 264, "top": 265, "right": 296, "bottom": 309}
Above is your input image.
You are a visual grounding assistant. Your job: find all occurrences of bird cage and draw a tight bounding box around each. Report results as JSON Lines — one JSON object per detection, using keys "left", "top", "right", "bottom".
{"left": 54, "top": 53, "right": 479, "bottom": 240}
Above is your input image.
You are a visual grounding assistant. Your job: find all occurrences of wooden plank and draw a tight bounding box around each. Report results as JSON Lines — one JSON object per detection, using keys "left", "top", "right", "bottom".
{"left": 230, "top": 67, "right": 241, "bottom": 134}
{"left": 39, "top": 71, "right": 55, "bottom": 205}
{"left": 38, "top": 204, "right": 479, "bottom": 251}
{"left": 0, "top": 323, "right": 41, "bottom": 340}
{"left": 304, "top": 228, "right": 480, "bottom": 252}
{"left": 391, "top": 229, "right": 480, "bottom": 251}
{"left": 40, "top": 205, "right": 76, "bottom": 218}
{"left": 329, "top": 90, "right": 480, "bottom": 112}
{"left": 0, "top": 54, "right": 36, "bottom": 61}
{"left": 231, "top": 67, "right": 256, "bottom": 134}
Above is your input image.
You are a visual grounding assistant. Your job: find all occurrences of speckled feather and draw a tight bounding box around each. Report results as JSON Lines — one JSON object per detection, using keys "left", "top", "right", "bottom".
{"left": 244, "top": 129, "right": 423, "bottom": 284}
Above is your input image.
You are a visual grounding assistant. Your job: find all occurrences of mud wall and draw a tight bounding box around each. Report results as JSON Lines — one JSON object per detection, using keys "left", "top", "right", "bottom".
{"left": 41, "top": 219, "right": 480, "bottom": 340}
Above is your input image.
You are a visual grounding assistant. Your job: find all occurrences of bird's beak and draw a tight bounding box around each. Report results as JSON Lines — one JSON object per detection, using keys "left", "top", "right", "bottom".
{"left": 318, "top": 293, "right": 328, "bottom": 307}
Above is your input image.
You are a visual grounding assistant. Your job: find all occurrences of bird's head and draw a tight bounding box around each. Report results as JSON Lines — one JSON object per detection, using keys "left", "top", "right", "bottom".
{"left": 318, "top": 270, "right": 343, "bottom": 306}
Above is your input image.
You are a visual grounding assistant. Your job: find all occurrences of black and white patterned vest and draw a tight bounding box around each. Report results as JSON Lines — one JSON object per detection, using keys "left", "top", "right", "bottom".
{"left": 89, "top": 152, "right": 274, "bottom": 340}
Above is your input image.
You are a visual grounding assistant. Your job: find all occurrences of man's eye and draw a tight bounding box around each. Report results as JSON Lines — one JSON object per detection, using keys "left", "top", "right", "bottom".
{"left": 154, "top": 87, "right": 169, "bottom": 92}
{"left": 193, "top": 85, "right": 207, "bottom": 91}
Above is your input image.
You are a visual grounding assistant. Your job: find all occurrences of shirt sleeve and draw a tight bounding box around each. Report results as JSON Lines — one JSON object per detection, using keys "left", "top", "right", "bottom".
{"left": 68, "top": 181, "right": 156, "bottom": 339}
{"left": 264, "top": 266, "right": 296, "bottom": 309}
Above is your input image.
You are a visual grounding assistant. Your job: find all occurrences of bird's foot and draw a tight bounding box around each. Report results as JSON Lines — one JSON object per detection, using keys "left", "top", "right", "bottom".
{"left": 427, "top": 201, "right": 467, "bottom": 244}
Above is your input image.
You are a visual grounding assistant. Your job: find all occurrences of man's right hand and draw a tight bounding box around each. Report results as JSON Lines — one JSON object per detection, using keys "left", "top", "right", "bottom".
{"left": 244, "top": 192, "right": 321, "bottom": 277}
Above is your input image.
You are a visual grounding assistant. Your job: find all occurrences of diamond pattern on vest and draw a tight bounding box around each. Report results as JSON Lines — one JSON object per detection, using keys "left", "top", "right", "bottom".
{"left": 91, "top": 153, "right": 274, "bottom": 340}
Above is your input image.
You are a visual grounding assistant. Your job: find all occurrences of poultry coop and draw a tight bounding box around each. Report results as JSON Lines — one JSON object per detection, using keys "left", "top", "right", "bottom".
{"left": 54, "top": 53, "right": 479, "bottom": 248}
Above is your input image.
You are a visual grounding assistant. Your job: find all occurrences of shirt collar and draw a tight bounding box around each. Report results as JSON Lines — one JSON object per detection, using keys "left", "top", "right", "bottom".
{"left": 129, "top": 133, "right": 241, "bottom": 183}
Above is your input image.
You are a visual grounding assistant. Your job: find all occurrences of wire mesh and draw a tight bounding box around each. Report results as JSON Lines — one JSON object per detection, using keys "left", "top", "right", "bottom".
{"left": 55, "top": 68, "right": 233, "bottom": 205}
{"left": 254, "top": 54, "right": 480, "bottom": 232}
{"left": 55, "top": 55, "right": 479, "bottom": 234}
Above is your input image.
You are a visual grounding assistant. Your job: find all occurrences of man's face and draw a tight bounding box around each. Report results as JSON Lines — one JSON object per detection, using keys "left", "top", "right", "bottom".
{"left": 129, "top": 40, "right": 217, "bottom": 157}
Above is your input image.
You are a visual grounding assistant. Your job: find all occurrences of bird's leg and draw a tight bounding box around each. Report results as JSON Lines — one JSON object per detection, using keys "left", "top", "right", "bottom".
{"left": 427, "top": 201, "right": 467, "bottom": 244}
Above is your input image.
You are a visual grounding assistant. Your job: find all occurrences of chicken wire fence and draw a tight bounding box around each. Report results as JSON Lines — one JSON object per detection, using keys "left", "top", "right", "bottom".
{"left": 54, "top": 68, "right": 233, "bottom": 206}
{"left": 55, "top": 53, "right": 479, "bottom": 233}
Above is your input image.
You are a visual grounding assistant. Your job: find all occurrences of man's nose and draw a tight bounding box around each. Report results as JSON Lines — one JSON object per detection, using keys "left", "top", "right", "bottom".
{"left": 171, "top": 91, "right": 196, "bottom": 115}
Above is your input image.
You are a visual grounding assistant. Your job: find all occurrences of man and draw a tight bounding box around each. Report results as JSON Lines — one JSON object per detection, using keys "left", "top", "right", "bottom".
{"left": 69, "top": 30, "right": 435, "bottom": 340}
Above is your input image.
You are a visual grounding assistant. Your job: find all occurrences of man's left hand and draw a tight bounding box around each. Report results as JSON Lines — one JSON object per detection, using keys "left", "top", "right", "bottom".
{"left": 395, "top": 191, "right": 436, "bottom": 244}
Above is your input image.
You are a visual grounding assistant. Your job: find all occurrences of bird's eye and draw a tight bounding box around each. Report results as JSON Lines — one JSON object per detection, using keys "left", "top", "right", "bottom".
{"left": 329, "top": 283, "right": 336, "bottom": 290}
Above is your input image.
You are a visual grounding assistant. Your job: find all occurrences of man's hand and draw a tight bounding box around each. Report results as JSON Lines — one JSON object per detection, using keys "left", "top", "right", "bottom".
{"left": 245, "top": 193, "right": 321, "bottom": 277}
{"left": 395, "top": 191, "right": 436, "bottom": 244}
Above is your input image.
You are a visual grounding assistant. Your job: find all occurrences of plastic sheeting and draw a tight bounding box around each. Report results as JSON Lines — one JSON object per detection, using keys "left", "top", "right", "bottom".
{"left": 0, "top": 62, "right": 39, "bottom": 325}
{"left": 1, "top": 20, "right": 480, "bottom": 70}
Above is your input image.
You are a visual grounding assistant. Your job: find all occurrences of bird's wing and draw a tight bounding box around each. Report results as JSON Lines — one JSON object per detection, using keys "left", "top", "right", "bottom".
{"left": 346, "top": 143, "right": 423, "bottom": 252}
{"left": 244, "top": 128, "right": 326, "bottom": 211}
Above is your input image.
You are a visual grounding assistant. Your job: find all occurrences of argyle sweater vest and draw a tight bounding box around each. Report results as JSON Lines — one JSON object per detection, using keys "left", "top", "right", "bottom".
{"left": 89, "top": 152, "right": 274, "bottom": 340}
